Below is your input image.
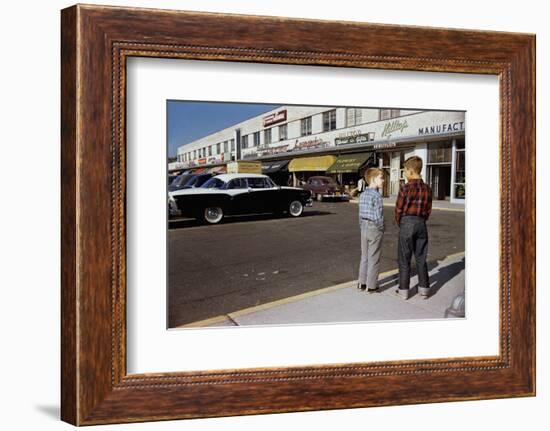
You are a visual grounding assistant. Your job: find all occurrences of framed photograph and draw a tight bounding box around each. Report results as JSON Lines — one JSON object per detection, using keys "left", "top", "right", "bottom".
{"left": 61, "top": 4, "right": 535, "bottom": 426}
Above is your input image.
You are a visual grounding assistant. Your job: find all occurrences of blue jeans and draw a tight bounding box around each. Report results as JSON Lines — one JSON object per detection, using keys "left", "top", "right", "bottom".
{"left": 398, "top": 216, "right": 429, "bottom": 291}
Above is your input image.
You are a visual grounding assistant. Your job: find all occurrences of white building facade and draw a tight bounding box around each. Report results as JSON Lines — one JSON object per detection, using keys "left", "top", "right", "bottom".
{"left": 175, "top": 105, "right": 465, "bottom": 203}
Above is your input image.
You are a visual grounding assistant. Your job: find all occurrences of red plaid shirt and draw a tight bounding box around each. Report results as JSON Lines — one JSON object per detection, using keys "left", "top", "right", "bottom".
{"left": 394, "top": 179, "right": 433, "bottom": 225}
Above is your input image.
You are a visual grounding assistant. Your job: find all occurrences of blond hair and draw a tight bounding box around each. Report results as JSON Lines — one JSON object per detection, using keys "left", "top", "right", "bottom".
{"left": 403, "top": 156, "right": 423, "bottom": 175}
{"left": 365, "top": 167, "right": 384, "bottom": 186}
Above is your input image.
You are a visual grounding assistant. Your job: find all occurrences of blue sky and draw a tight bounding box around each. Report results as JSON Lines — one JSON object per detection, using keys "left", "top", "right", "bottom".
{"left": 167, "top": 101, "right": 280, "bottom": 157}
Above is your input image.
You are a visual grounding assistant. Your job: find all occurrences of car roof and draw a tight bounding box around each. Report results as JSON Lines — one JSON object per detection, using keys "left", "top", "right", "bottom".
{"left": 214, "top": 173, "right": 268, "bottom": 182}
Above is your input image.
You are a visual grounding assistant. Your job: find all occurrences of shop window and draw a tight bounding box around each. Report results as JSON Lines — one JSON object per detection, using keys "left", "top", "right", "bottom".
{"left": 224, "top": 141, "right": 229, "bottom": 152}
{"left": 323, "top": 109, "right": 337, "bottom": 132}
{"left": 301, "top": 117, "right": 312, "bottom": 136}
{"left": 454, "top": 148, "right": 465, "bottom": 199}
{"left": 216, "top": 143, "right": 221, "bottom": 154}
{"left": 208, "top": 146, "right": 212, "bottom": 157}
{"left": 428, "top": 141, "right": 453, "bottom": 164}
{"left": 230, "top": 139, "right": 235, "bottom": 152}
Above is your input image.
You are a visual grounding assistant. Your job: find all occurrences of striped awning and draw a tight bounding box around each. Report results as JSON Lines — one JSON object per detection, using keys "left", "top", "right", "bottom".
{"left": 288, "top": 155, "right": 337, "bottom": 172}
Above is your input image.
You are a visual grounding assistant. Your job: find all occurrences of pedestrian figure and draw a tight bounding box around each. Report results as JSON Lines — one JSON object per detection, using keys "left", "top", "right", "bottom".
{"left": 357, "top": 171, "right": 366, "bottom": 193}
{"left": 394, "top": 156, "right": 433, "bottom": 300}
{"left": 357, "top": 168, "right": 385, "bottom": 293}
{"left": 350, "top": 170, "right": 366, "bottom": 198}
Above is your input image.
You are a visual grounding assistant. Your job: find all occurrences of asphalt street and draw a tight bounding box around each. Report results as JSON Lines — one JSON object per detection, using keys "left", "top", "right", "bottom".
{"left": 168, "top": 201, "right": 464, "bottom": 327}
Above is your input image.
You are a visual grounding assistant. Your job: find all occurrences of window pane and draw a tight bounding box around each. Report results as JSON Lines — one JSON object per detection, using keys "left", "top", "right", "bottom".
{"left": 455, "top": 150, "right": 465, "bottom": 183}
{"left": 323, "top": 110, "right": 336, "bottom": 131}
{"left": 264, "top": 128, "right": 272, "bottom": 145}
{"left": 454, "top": 184, "right": 466, "bottom": 199}
{"left": 346, "top": 108, "right": 355, "bottom": 127}
{"left": 301, "top": 117, "right": 312, "bottom": 136}
{"left": 428, "top": 141, "right": 453, "bottom": 163}
{"left": 380, "top": 109, "right": 391, "bottom": 120}
{"left": 279, "top": 124, "right": 287, "bottom": 141}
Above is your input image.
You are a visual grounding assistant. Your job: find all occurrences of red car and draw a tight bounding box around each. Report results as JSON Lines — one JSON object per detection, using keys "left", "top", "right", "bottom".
{"left": 301, "top": 176, "right": 349, "bottom": 202}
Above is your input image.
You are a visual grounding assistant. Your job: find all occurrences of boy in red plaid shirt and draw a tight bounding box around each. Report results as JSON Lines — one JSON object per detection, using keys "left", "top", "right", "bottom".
{"left": 394, "top": 156, "right": 433, "bottom": 300}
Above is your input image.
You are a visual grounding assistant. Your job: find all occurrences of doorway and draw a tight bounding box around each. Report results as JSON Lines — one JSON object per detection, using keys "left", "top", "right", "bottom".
{"left": 429, "top": 165, "right": 451, "bottom": 200}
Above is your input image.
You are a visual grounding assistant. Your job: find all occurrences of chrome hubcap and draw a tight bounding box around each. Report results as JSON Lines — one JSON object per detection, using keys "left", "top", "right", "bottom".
{"left": 205, "top": 207, "right": 222, "bottom": 222}
{"left": 289, "top": 201, "right": 302, "bottom": 216}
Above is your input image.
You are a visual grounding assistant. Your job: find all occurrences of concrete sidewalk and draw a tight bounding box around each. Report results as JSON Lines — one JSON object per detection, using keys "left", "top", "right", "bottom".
{"left": 181, "top": 252, "right": 465, "bottom": 328}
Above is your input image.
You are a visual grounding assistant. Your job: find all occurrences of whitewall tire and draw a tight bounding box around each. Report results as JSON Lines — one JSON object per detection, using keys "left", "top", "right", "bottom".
{"left": 288, "top": 200, "right": 304, "bottom": 217}
{"left": 203, "top": 206, "right": 224, "bottom": 224}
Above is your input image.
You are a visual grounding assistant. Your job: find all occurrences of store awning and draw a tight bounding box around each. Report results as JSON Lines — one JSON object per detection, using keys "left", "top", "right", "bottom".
{"left": 206, "top": 166, "right": 227, "bottom": 174}
{"left": 326, "top": 152, "right": 373, "bottom": 174}
{"left": 262, "top": 160, "right": 290, "bottom": 174}
{"left": 288, "top": 155, "right": 337, "bottom": 172}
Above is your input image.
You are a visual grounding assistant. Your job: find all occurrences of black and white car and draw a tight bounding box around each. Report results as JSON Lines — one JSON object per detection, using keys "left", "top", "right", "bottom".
{"left": 168, "top": 173, "right": 313, "bottom": 224}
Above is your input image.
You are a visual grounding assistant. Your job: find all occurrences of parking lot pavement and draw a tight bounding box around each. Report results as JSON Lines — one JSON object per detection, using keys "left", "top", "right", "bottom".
{"left": 168, "top": 201, "right": 465, "bottom": 328}
{"left": 178, "top": 252, "right": 465, "bottom": 328}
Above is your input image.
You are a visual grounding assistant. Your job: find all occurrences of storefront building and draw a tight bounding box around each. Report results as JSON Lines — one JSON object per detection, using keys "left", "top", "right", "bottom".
{"left": 175, "top": 106, "right": 466, "bottom": 203}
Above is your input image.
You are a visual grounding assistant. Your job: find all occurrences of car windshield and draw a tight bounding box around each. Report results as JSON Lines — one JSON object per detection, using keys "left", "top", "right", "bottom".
{"left": 320, "top": 178, "right": 336, "bottom": 184}
{"left": 201, "top": 177, "right": 226, "bottom": 189}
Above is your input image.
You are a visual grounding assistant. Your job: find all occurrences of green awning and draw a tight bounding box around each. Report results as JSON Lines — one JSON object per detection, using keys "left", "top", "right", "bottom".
{"left": 326, "top": 152, "right": 373, "bottom": 174}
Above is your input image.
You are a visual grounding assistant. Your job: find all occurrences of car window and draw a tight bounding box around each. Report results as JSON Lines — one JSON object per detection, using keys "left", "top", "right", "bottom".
{"left": 247, "top": 177, "right": 271, "bottom": 189}
{"left": 227, "top": 178, "right": 248, "bottom": 189}
{"left": 185, "top": 176, "right": 198, "bottom": 187}
{"left": 265, "top": 177, "right": 276, "bottom": 187}
{"left": 201, "top": 177, "right": 225, "bottom": 189}
{"left": 195, "top": 175, "right": 212, "bottom": 187}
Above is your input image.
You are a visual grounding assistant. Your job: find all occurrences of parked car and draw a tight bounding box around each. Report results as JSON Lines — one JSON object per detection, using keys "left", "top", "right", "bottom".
{"left": 181, "top": 173, "right": 213, "bottom": 189}
{"left": 168, "top": 173, "right": 194, "bottom": 192}
{"left": 301, "top": 176, "right": 349, "bottom": 201}
{"left": 168, "top": 173, "right": 313, "bottom": 224}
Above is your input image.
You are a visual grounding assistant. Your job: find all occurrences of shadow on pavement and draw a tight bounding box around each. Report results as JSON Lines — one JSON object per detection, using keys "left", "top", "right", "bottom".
{"left": 168, "top": 210, "right": 333, "bottom": 229}
{"left": 377, "top": 257, "right": 465, "bottom": 298}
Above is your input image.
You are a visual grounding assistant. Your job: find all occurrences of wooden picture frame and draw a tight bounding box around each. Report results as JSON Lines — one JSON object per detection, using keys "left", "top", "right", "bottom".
{"left": 61, "top": 4, "right": 535, "bottom": 425}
